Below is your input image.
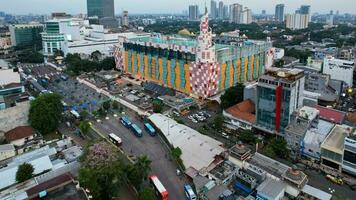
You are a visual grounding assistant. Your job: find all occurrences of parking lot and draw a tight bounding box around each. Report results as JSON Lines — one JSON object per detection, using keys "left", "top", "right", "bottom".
{"left": 92, "top": 109, "right": 187, "bottom": 200}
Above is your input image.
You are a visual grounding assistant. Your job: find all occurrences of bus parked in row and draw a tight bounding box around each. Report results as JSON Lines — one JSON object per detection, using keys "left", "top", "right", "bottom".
{"left": 149, "top": 175, "right": 169, "bottom": 200}
{"left": 144, "top": 123, "right": 156, "bottom": 136}
{"left": 131, "top": 124, "right": 142, "bottom": 137}
{"left": 120, "top": 116, "right": 132, "bottom": 128}
{"left": 108, "top": 133, "right": 122, "bottom": 146}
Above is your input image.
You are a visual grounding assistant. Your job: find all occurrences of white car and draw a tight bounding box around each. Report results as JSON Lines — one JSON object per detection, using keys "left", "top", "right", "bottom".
{"left": 192, "top": 119, "right": 198, "bottom": 123}
{"left": 96, "top": 119, "right": 101, "bottom": 123}
{"left": 105, "top": 117, "right": 110, "bottom": 120}
{"left": 113, "top": 114, "right": 118, "bottom": 117}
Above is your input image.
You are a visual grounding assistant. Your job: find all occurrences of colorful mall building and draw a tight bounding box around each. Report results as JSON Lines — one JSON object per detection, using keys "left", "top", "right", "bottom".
{"left": 114, "top": 12, "right": 273, "bottom": 98}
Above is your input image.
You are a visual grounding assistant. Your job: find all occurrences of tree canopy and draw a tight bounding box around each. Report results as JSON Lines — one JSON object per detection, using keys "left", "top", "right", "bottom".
{"left": 17, "top": 50, "right": 44, "bottom": 63}
{"left": 16, "top": 163, "right": 34, "bottom": 183}
{"left": 29, "top": 93, "right": 63, "bottom": 134}
{"left": 264, "top": 137, "right": 290, "bottom": 159}
{"left": 125, "top": 156, "right": 152, "bottom": 190}
{"left": 220, "top": 83, "right": 245, "bottom": 109}
{"left": 138, "top": 187, "right": 156, "bottom": 200}
{"left": 79, "top": 121, "right": 91, "bottom": 135}
{"left": 65, "top": 53, "right": 116, "bottom": 75}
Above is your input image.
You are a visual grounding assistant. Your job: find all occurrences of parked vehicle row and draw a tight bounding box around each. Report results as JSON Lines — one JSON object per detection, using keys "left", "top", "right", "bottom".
{"left": 120, "top": 116, "right": 156, "bottom": 137}
{"left": 188, "top": 111, "right": 211, "bottom": 123}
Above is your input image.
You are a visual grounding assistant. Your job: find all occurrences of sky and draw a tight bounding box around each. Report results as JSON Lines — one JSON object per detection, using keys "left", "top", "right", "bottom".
{"left": 0, "top": 0, "right": 355, "bottom": 15}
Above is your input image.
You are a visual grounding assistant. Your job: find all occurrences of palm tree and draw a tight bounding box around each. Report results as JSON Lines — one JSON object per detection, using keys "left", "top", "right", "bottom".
{"left": 135, "top": 156, "right": 152, "bottom": 180}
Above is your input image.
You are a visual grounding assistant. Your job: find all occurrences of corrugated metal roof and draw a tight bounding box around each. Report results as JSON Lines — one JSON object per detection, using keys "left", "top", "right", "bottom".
{"left": 302, "top": 185, "right": 332, "bottom": 200}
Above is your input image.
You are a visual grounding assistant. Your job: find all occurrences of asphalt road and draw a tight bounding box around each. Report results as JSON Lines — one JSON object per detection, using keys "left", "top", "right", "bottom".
{"left": 92, "top": 110, "right": 187, "bottom": 200}
{"left": 305, "top": 169, "right": 356, "bottom": 200}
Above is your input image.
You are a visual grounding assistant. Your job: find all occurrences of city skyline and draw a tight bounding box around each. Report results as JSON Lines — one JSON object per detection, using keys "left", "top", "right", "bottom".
{"left": 1, "top": 0, "right": 356, "bottom": 15}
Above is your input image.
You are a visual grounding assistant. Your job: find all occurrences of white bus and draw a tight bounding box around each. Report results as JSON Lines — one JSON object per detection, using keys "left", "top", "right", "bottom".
{"left": 108, "top": 133, "right": 122, "bottom": 146}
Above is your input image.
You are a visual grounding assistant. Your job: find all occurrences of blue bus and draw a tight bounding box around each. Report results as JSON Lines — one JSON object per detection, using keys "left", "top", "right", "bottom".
{"left": 120, "top": 116, "right": 132, "bottom": 128}
{"left": 144, "top": 123, "right": 156, "bottom": 136}
{"left": 131, "top": 124, "right": 142, "bottom": 137}
{"left": 184, "top": 184, "right": 197, "bottom": 200}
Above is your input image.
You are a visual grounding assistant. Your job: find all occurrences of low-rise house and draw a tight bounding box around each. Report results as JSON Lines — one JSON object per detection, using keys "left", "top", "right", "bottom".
{"left": 256, "top": 178, "right": 285, "bottom": 200}
{"left": 0, "top": 144, "right": 16, "bottom": 161}
{"left": 223, "top": 99, "right": 256, "bottom": 130}
{"left": 4, "top": 126, "right": 42, "bottom": 153}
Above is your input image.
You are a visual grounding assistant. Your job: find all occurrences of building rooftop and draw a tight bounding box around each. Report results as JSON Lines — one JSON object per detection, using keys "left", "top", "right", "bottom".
{"left": 302, "top": 184, "right": 332, "bottom": 200}
{"left": 0, "top": 101, "right": 30, "bottom": 133}
{"left": 148, "top": 114, "right": 225, "bottom": 172}
{"left": 225, "top": 99, "right": 256, "bottom": 123}
{"left": 26, "top": 173, "right": 73, "bottom": 197}
{"left": 0, "top": 144, "right": 15, "bottom": 152}
{"left": 249, "top": 152, "right": 289, "bottom": 178}
{"left": 298, "top": 106, "right": 319, "bottom": 121}
{"left": 209, "top": 161, "right": 237, "bottom": 182}
{"left": 257, "top": 178, "right": 285, "bottom": 199}
{"left": 0, "top": 69, "right": 21, "bottom": 88}
{"left": 321, "top": 125, "right": 352, "bottom": 154}
{"left": 5, "top": 126, "right": 34, "bottom": 142}
{"left": 260, "top": 67, "right": 304, "bottom": 84}
{"left": 303, "top": 120, "right": 335, "bottom": 148}
{"left": 314, "top": 105, "right": 346, "bottom": 124}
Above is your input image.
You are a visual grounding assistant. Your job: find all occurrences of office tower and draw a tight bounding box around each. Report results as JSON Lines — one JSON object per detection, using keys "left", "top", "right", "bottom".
{"left": 210, "top": 0, "right": 217, "bottom": 19}
{"left": 262, "top": 10, "right": 266, "bottom": 15}
{"left": 241, "top": 8, "right": 252, "bottom": 24}
{"left": 122, "top": 11, "right": 129, "bottom": 27}
{"left": 218, "top": 1, "right": 224, "bottom": 19}
{"left": 223, "top": 5, "right": 229, "bottom": 19}
{"left": 285, "top": 13, "right": 309, "bottom": 30}
{"left": 275, "top": 4, "right": 285, "bottom": 22}
{"left": 87, "top": 0, "right": 114, "bottom": 18}
{"left": 229, "top": 3, "right": 243, "bottom": 23}
{"left": 256, "top": 68, "right": 305, "bottom": 134}
{"left": 299, "top": 5, "right": 311, "bottom": 22}
{"left": 189, "top": 5, "right": 199, "bottom": 21}
{"left": 9, "top": 24, "right": 43, "bottom": 49}
{"left": 327, "top": 13, "right": 334, "bottom": 26}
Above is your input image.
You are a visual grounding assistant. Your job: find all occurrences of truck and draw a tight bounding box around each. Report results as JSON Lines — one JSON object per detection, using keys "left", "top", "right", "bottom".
{"left": 131, "top": 124, "right": 142, "bottom": 137}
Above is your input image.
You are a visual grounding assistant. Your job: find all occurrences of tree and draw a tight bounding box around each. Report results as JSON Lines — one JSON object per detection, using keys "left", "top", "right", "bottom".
{"left": 152, "top": 99, "right": 163, "bottom": 113}
{"left": 112, "top": 101, "right": 119, "bottom": 110}
{"left": 138, "top": 188, "right": 155, "bottom": 200}
{"left": 80, "top": 110, "right": 89, "bottom": 121}
{"left": 79, "top": 121, "right": 91, "bottom": 135}
{"left": 213, "top": 114, "right": 224, "bottom": 131}
{"left": 266, "top": 137, "right": 290, "bottom": 159}
{"left": 102, "top": 100, "right": 111, "bottom": 111}
{"left": 125, "top": 156, "right": 152, "bottom": 190}
{"left": 100, "top": 57, "right": 116, "bottom": 70}
{"left": 171, "top": 147, "right": 182, "bottom": 161}
{"left": 79, "top": 142, "right": 125, "bottom": 200}
{"left": 16, "top": 163, "right": 34, "bottom": 182}
{"left": 237, "top": 130, "right": 257, "bottom": 144}
{"left": 29, "top": 93, "right": 63, "bottom": 134}
{"left": 91, "top": 50, "right": 102, "bottom": 62}
{"left": 17, "top": 50, "right": 44, "bottom": 63}
{"left": 220, "top": 83, "right": 245, "bottom": 109}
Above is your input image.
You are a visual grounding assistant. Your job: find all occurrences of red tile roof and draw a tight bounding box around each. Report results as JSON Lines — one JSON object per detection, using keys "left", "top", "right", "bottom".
{"left": 314, "top": 105, "right": 346, "bottom": 124}
{"left": 225, "top": 99, "right": 256, "bottom": 123}
{"left": 5, "top": 126, "right": 35, "bottom": 141}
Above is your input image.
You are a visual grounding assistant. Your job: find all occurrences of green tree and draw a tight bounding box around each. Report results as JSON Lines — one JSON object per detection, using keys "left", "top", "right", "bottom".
{"left": 266, "top": 137, "right": 289, "bottom": 159}
{"left": 79, "top": 121, "right": 91, "bottom": 135}
{"left": 80, "top": 110, "right": 89, "bottom": 121}
{"left": 112, "top": 101, "right": 119, "bottom": 110}
{"left": 16, "top": 163, "right": 34, "bottom": 182}
{"left": 17, "top": 50, "right": 44, "bottom": 63}
{"left": 91, "top": 50, "right": 102, "bottom": 62}
{"left": 220, "top": 83, "right": 245, "bottom": 109}
{"left": 29, "top": 93, "right": 63, "bottom": 134}
{"left": 138, "top": 187, "right": 155, "bottom": 200}
{"left": 152, "top": 99, "right": 163, "bottom": 113}
{"left": 237, "top": 130, "right": 257, "bottom": 144}
{"left": 102, "top": 100, "right": 111, "bottom": 111}
{"left": 100, "top": 57, "right": 116, "bottom": 70}
{"left": 125, "top": 156, "right": 152, "bottom": 189}
{"left": 171, "top": 147, "right": 182, "bottom": 161}
{"left": 79, "top": 142, "right": 125, "bottom": 200}
{"left": 213, "top": 114, "right": 224, "bottom": 131}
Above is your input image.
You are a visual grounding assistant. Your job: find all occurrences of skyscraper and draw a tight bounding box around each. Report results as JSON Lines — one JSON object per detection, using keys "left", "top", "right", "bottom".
{"left": 218, "top": 1, "right": 224, "bottom": 19}
{"left": 298, "top": 5, "right": 311, "bottom": 22}
{"left": 229, "top": 3, "right": 243, "bottom": 23}
{"left": 275, "top": 4, "right": 285, "bottom": 22}
{"left": 122, "top": 11, "right": 129, "bottom": 27}
{"left": 241, "top": 8, "right": 252, "bottom": 24}
{"left": 189, "top": 5, "right": 199, "bottom": 21}
{"left": 210, "top": 0, "right": 217, "bottom": 19}
{"left": 223, "top": 5, "right": 229, "bottom": 19}
{"left": 286, "top": 13, "right": 309, "bottom": 30}
{"left": 87, "top": 0, "right": 114, "bottom": 18}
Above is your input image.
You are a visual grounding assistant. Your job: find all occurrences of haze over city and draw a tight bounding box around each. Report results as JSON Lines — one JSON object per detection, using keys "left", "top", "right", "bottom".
{"left": 1, "top": 0, "right": 356, "bottom": 14}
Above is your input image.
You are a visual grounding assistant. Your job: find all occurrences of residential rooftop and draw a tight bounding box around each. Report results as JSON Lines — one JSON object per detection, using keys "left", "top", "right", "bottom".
{"left": 257, "top": 178, "right": 285, "bottom": 199}
{"left": 0, "top": 69, "right": 21, "bottom": 88}
{"left": 321, "top": 125, "right": 352, "bottom": 154}
{"left": 224, "top": 99, "right": 256, "bottom": 124}
{"left": 260, "top": 67, "right": 304, "bottom": 83}
{"left": 314, "top": 105, "right": 346, "bottom": 124}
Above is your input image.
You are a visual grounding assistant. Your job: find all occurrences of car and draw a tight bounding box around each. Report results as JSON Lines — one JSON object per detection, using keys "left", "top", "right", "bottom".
{"left": 105, "top": 117, "right": 110, "bottom": 120}
{"left": 113, "top": 114, "right": 118, "bottom": 117}
{"left": 192, "top": 119, "right": 198, "bottom": 123}
{"left": 96, "top": 119, "right": 101, "bottom": 123}
{"left": 222, "top": 132, "right": 230, "bottom": 139}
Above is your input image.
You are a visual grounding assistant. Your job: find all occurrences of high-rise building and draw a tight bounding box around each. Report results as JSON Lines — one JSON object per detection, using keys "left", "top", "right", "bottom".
{"left": 229, "top": 3, "right": 243, "bottom": 23}
{"left": 262, "top": 10, "right": 266, "bottom": 15}
{"left": 87, "top": 0, "right": 114, "bottom": 18}
{"left": 189, "top": 5, "right": 199, "bottom": 21}
{"left": 122, "top": 11, "right": 129, "bottom": 27}
{"left": 218, "top": 1, "right": 224, "bottom": 19}
{"left": 9, "top": 24, "right": 43, "bottom": 49}
{"left": 256, "top": 68, "right": 305, "bottom": 134}
{"left": 323, "top": 56, "right": 354, "bottom": 87}
{"left": 223, "top": 5, "right": 229, "bottom": 19}
{"left": 210, "top": 0, "right": 217, "bottom": 19}
{"left": 275, "top": 4, "right": 285, "bottom": 22}
{"left": 241, "top": 8, "right": 252, "bottom": 24}
{"left": 285, "top": 13, "right": 309, "bottom": 30}
{"left": 298, "top": 5, "right": 311, "bottom": 22}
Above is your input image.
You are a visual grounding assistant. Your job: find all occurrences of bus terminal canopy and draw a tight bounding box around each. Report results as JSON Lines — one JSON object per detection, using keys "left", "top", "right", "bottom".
{"left": 148, "top": 114, "right": 225, "bottom": 173}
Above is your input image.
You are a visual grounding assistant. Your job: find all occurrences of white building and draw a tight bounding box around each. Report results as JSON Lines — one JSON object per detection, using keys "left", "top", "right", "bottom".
{"left": 241, "top": 8, "right": 252, "bottom": 24}
{"left": 229, "top": 3, "right": 243, "bottom": 23}
{"left": 323, "top": 56, "right": 354, "bottom": 87}
{"left": 122, "top": 11, "right": 129, "bottom": 27}
{"left": 0, "top": 144, "right": 16, "bottom": 161}
{"left": 286, "top": 14, "right": 309, "bottom": 30}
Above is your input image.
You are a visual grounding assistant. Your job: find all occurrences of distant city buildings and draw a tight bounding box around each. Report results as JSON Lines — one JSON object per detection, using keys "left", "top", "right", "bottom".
{"left": 229, "top": 3, "right": 242, "bottom": 23}
{"left": 188, "top": 5, "right": 199, "bottom": 21}
{"left": 122, "top": 11, "right": 129, "bottom": 27}
{"left": 86, "top": 0, "right": 117, "bottom": 28}
{"left": 286, "top": 13, "right": 309, "bottom": 30}
{"left": 275, "top": 4, "right": 285, "bottom": 22}
{"left": 241, "top": 7, "right": 252, "bottom": 24}
{"left": 210, "top": 0, "right": 217, "bottom": 20}
{"left": 9, "top": 24, "right": 43, "bottom": 49}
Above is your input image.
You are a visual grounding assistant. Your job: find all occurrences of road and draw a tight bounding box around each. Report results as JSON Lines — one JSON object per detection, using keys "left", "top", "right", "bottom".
{"left": 92, "top": 110, "right": 187, "bottom": 200}
{"left": 305, "top": 169, "right": 356, "bottom": 200}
